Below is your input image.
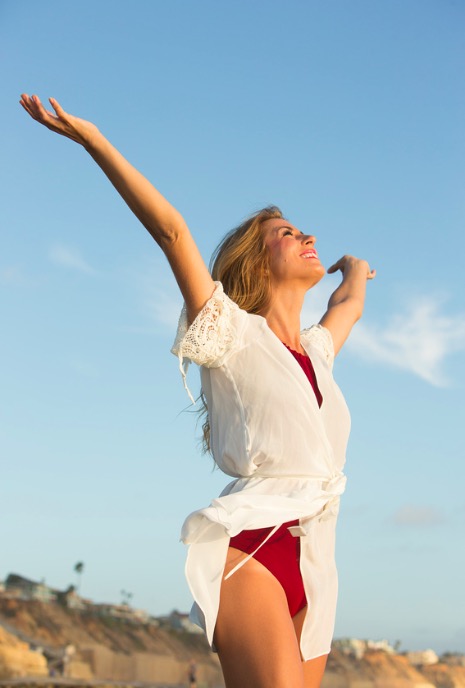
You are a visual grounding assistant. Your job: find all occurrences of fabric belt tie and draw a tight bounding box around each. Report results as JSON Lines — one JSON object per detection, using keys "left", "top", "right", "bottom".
{"left": 224, "top": 472, "right": 345, "bottom": 580}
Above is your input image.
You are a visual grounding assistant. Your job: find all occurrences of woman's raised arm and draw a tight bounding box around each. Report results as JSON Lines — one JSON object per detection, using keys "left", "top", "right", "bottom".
{"left": 20, "top": 94, "right": 215, "bottom": 322}
{"left": 319, "top": 255, "right": 375, "bottom": 356}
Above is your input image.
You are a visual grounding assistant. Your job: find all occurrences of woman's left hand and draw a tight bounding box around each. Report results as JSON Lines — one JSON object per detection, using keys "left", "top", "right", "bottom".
{"left": 320, "top": 255, "right": 376, "bottom": 355}
{"left": 19, "top": 94, "right": 99, "bottom": 149}
{"left": 327, "top": 255, "right": 376, "bottom": 280}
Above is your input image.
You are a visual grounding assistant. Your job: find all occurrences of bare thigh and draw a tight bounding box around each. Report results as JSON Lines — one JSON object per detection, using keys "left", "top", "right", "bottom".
{"left": 293, "top": 606, "right": 328, "bottom": 688}
{"left": 214, "top": 547, "right": 306, "bottom": 688}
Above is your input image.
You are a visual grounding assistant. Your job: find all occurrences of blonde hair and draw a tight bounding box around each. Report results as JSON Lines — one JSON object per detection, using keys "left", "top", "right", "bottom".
{"left": 201, "top": 205, "right": 283, "bottom": 453}
{"left": 210, "top": 205, "right": 283, "bottom": 313}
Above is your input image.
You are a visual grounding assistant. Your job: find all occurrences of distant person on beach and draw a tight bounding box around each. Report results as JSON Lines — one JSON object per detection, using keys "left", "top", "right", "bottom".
{"left": 21, "top": 94, "right": 375, "bottom": 688}
{"left": 188, "top": 658, "right": 197, "bottom": 687}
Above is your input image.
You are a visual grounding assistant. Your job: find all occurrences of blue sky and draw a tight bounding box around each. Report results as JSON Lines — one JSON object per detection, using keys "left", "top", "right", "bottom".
{"left": 1, "top": 0, "right": 464, "bottom": 654}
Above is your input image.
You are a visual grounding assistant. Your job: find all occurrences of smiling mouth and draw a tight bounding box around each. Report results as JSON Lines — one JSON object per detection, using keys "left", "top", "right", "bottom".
{"left": 300, "top": 249, "right": 319, "bottom": 259}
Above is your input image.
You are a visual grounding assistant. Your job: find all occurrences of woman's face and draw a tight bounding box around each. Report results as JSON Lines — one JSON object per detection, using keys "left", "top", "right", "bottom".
{"left": 261, "top": 218, "right": 325, "bottom": 289}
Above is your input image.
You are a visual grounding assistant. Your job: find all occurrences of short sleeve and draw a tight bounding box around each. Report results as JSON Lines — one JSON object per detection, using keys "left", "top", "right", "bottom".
{"left": 301, "top": 324, "right": 334, "bottom": 370}
{"left": 171, "top": 282, "right": 241, "bottom": 401}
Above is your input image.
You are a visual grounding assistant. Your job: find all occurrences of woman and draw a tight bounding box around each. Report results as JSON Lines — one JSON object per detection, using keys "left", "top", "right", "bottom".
{"left": 20, "top": 94, "right": 375, "bottom": 688}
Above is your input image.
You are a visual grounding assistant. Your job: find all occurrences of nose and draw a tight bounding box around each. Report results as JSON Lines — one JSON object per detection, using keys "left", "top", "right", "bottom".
{"left": 302, "top": 234, "right": 316, "bottom": 245}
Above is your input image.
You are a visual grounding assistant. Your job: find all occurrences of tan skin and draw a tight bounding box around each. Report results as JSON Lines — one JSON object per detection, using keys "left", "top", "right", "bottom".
{"left": 20, "top": 94, "right": 375, "bottom": 688}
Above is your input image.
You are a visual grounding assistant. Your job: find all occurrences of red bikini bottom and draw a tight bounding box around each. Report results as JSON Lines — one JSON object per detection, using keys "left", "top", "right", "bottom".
{"left": 229, "top": 519, "right": 307, "bottom": 617}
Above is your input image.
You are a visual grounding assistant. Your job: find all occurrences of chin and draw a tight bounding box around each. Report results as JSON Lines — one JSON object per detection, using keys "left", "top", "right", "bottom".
{"left": 314, "top": 263, "right": 326, "bottom": 279}
{"left": 307, "top": 266, "right": 325, "bottom": 289}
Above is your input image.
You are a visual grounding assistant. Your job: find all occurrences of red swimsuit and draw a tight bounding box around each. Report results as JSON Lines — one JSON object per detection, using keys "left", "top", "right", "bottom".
{"left": 229, "top": 345, "right": 323, "bottom": 617}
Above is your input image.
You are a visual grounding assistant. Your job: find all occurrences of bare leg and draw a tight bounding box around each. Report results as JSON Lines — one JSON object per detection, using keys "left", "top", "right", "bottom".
{"left": 292, "top": 606, "right": 328, "bottom": 688}
{"left": 214, "top": 547, "right": 306, "bottom": 688}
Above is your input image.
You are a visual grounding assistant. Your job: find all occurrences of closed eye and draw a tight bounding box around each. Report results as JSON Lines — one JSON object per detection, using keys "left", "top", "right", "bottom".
{"left": 282, "top": 227, "right": 303, "bottom": 237}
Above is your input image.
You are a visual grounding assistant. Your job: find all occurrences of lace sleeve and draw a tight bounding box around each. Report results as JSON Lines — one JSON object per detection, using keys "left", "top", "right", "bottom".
{"left": 171, "top": 282, "right": 240, "bottom": 401}
{"left": 301, "top": 324, "right": 334, "bottom": 370}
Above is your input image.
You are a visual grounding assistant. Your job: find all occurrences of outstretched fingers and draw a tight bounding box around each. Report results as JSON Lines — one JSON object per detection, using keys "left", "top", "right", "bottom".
{"left": 20, "top": 94, "right": 66, "bottom": 134}
{"left": 326, "top": 257, "right": 344, "bottom": 274}
{"left": 21, "top": 94, "right": 48, "bottom": 119}
{"left": 19, "top": 93, "right": 96, "bottom": 146}
{"left": 327, "top": 255, "right": 376, "bottom": 280}
{"left": 49, "top": 96, "right": 67, "bottom": 118}
{"left": 19, "top": 93, "right": 36, "bottom": 118}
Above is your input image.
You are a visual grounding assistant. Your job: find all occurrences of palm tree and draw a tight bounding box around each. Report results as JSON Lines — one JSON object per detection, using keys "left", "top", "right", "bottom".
{"left": 74, "top": 562, "right": 84, "bottom": 595}
{"left": 121, "top": 589, "right": 133, "bottom": 607}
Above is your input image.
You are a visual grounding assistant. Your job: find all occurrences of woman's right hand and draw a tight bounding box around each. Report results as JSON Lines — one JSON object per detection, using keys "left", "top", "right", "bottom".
{"left": 20, "top": 92, "right": 215, "bottom": 321}
{"left": 20, "top": 94, "right": 99, "bottom": 149}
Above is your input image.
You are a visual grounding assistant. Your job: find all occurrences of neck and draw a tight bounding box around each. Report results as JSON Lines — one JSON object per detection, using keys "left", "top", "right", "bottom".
{"left": 259, "top": 284, "right": 307, "bottom": 353}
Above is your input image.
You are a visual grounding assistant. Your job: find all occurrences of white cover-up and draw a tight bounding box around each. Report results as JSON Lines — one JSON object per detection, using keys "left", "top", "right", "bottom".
{"left": 171, "top": 283, "right": 351, "bottom": 660}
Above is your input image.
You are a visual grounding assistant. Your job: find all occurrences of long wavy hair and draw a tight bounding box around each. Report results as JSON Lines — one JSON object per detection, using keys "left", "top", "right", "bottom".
{"left": 200, "top": 205, "right": 283, "bottom": 453}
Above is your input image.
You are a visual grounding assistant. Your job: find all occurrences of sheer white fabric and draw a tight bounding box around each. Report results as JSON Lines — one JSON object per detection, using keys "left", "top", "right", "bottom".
{"left": 171, "top": 283, "right": 351, "bottom": 660}
{"left": 171, "top": 282, "right": 239, "bottom": 401}
{"left": 171, "top": 282, "right": 239, "bottom": 368}
{"left": 301, "top": 323, "right": 335, "bottom": 370}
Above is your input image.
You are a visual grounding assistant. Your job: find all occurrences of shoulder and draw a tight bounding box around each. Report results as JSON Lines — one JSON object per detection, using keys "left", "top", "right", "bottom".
{"left": 172, "top": 282, "right": 262, "bottom": 369}
{"left": 301, "top": 324, "right": 334, "bottom": 369}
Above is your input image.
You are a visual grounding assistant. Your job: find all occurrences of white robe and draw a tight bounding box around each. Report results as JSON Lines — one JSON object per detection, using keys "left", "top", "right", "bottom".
{"left": 172, "top": 283, "right": 351, "bottom": 660}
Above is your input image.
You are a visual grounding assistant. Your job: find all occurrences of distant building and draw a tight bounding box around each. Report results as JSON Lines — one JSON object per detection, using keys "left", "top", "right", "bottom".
{"left": 406, "top": 649, "right": 439, "bottom": 666}
{"left": 92, "top": 602, "right": 152, "bottom": 624}
{"left": 167, "top": 610, "right": 203, "bottom": 634}
{"left": 334, "top": 637, "right": 396, "bottom": 659}
{"left": 440, "top": 653, "right": 465, "bottom": 667}
{"left": 334, "top": 638, "right": 368, "bottom": 659}
{"left": 367, "top": 639, "right": 395, "bottom": 654}
{"left": 2, "top": 571, "right": 157, "bottom": 628}
{"left": 56, "top": 586, "right": 88, "bottom": 610}
{"left": 4, "top": 573, "right": 57, "bottom": 603}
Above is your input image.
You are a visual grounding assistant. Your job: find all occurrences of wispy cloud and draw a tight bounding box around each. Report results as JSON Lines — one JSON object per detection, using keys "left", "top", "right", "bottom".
{"left": 127, "top": 256, "right": 182, "bottom": 331}
{"left": 392, "top": 504, "right": 445, "bottom": 527}
{"left": 0, "top": 265, "right": 27, "bottom": 285}
{"left": 347, "top": 297, "right": 465, "bottom": 386}
{"left": 146, "top": 289, "right": 183, "bottom": 328}
{"left": 49, "top": 244, "right": 95, "bottom": 274}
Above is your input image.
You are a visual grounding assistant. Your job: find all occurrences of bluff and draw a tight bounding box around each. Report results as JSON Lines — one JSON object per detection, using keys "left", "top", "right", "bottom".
{"left": 1, "top": 598, "right": 465, "bottom": 688}
{"left": 0, "top": 598, "right": 222, "bottom": 687}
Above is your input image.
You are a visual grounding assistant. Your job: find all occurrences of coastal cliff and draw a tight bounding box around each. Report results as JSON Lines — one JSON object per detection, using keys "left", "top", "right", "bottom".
{"left": 1, "top": 598, "right": 464, "bottom": 688}
{"left": 0, "top": 598, "right": 222, "bottom": 687}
